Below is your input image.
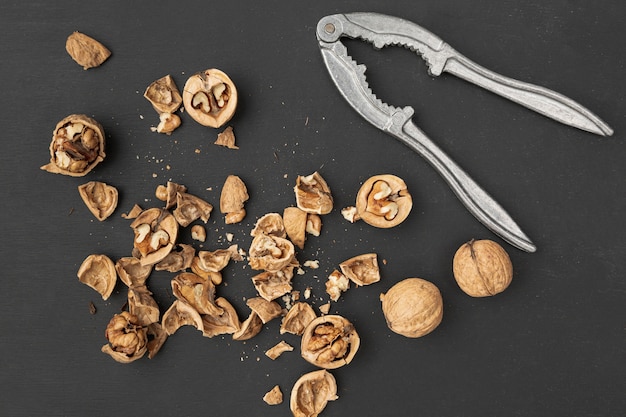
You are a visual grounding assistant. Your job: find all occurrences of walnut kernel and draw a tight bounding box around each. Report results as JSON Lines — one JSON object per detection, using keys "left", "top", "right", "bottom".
{"left": 300, "top": 315, "right": 360, "bottom": 369}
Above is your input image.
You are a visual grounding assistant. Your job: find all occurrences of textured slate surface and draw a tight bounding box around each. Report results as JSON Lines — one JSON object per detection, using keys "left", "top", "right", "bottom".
{"left": 1, "top": 1, "right": 624, "bottom": 416}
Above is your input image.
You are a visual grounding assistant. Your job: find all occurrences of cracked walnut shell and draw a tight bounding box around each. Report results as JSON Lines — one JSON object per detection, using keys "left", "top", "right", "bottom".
{"left": 294, "top": 172, "right": 333, "bottom": 215}
{"left": 339, "top": 253, "right": 380, "bottom": 286}
{"left": 144, "top": 74, "right": 182, "bottom": 114}
{"left": 41, "top": 114, "right": 106, "bottom": 176}
{"left": 452, "top": 239, "right": 513, "bottom": 297}
{"left": 130, "top": 208, "right": 179, "bottom": 266}
{"left": 66, "top": 31, "right": 111, "bottom": 70}
{"left": 301, "top": 315, "right": 360, "bottom": 369}
{"left": 77, "top": 254, "right": 116, "bottom": 300}
{"left": 248, "top": 234, "right": 296, "bottom": 273}
{"left": 380, "top": 278, "right": 443, "bottom": 338}
{"left": 220, "top": 175, "right": 248, "bottom": 224}
{"left": 101, "top": 312, "right": 148, "bottom": 363}
{"left": 356, "top": 174, "right": 412, "bottom": 228}
{"left": 183, "top": 68, "right": 237, "bottom": 128}
{"left": 78, "top": 181, "right": 118, "bottom": 221}
{"left": 290, "top": 369, "right": 338, "bottom": 417}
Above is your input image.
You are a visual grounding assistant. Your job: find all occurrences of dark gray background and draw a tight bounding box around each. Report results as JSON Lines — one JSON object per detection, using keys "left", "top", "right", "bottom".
{"left": 1, "top": 1, "right": 624, "bottom": 416}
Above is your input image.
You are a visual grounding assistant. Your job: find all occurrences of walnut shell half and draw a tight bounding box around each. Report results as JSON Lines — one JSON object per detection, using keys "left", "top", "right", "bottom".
{"left": 144, "top": 74, "right": 182, "bottom": 114}
{"left": 356, "top": 174, "right": 412, "bottom": 228}
{"left": 452, "top": 239, "right": 513, "bottom": 297}
{"left": 183, "top": 68, "right": 238, "bottom": 128}
{"left": 301, "top": 315, "right": 360, "bottom": 369}
{"left": 290, "top": 370, "right": 338, "bottom": 417}
{"left": 130, "top": 208, "right": 179, "bottom": 266}
{"left": 294, "top": 172, "right": 333, "bottom": 215}
{"left": 78, "top": 181, "right": 118, "bottom": 221}
{"left": 77, "top": 254, "right": 116, "bottom": 300}
{"left": 339, "top": 253, "right": 380, "bottom": 286}
{"left": 41, "top": 114, "right": 106, "bottom": 177}
{"left": 380, "top": 278, "right": 443, "bottom": 338}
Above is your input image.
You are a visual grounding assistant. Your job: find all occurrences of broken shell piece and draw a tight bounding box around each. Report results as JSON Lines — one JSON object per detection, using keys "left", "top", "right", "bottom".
{"left": 66, "top": 31, "right": 111, "bottom": 70}
{"left": 305, "top": 214, "right": 322, "bottom": 236}
{"left": 146, "top": 322, "right": 168, "bottom": 359}
{"left": 195, "top": 248, "right": 235, "bottom": 272}
{"left": 171, "top": 272, "right": 223, "bottom": 316}
{"left": 263, "top": 385, "right": 283, "bottom": 405}
{"left": 339, "top": 253, "right": 380, "bottom": 286}
{"left": 191, "top": 225, "right": 206, "bottom": 242}
{"left": 250, "top": 213, "right": 286, "bottom": 238}
{"left": 121, "top": 204, "right": 143, "bottom": 219}
{"left": 294, "top": 171, "right": 333, "bottom": 215}
{"left": 356, "top": 174, "right": 412, "bottom": 228}
{"left": 183, "top": 68, "right": 238, "bottom": 128}
{"left": 77, "top": 254, "right": 116, "bottom": 300}
{"left": 162, "top": 299, "right": 205, "bottom": 335}
{"left": 325, "top": 269, "right": 349, "bottom": 302}
{"left": 246, "top": 297, "right": 283, "bottom": 324}
{"left": 144, "top": 74, "right": 182, "bottom": 114}
{"left": 300, "top": 315, "right": 360, "bottom": 369}
{"left": 280, "top": 302, "right": 317, "bottom": 336}
{"left": 190, "top": 257, "right": 223, "bottom": 285}
{"left": 265, "top": 340, "right": 294, "bottom": 360}
{"left": 156, "top": 112, "right": 181, "bottom": 134}
{"left": 248, "top": 234, "right": 296, "bottom": 272}
{"left": 173, "top": 192, "right": 213, "bottom": 227}
{"left": 41, "top": 114, "right": 106, "bottom": 177}
{"left": 201, "top": 297, "right": 241, "bottom": 338}
{"left": 78, "top": 181, "right": 118, "bottom": 221}
{"left": 290, "top": 370, "right": 338, "bottom": 417}
{"left": 232, "top": 311, "right": 263, "bottom": 341}
{"left": 252, "top": 268, "right": 294, "bottom": 301}
{"left": 319, "top": 303, "right": 331, "bottom": 315}
{"left": 115, "top": 257, "right": 153, "bottom": 287}
{"left": 214, "top": 126, "right": 239, "bottom": 149}
{"left": 101, "top": 311, "right": 148, "bottom": 363}
{"left": 156, "top": 181, "right": 187, "bottom": 210}
{"left": 130, "top": 208, "right": 178, "bottom": 266}
{"left": 283, "top": 207, "right": 307, "bottom": 250}
{"left": 128, "top": 285, "right": 160, "bottom": 326}
{"left": 220, "top": 175, "right": 248, "bottom": 224}
{"left": 155, "top": 243, "right": 195, "bottom": 273}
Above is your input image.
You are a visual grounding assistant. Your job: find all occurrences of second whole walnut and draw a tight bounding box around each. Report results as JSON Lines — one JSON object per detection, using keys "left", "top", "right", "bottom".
{"left": 452, "top": 239, "right": 513, "bottom": 297}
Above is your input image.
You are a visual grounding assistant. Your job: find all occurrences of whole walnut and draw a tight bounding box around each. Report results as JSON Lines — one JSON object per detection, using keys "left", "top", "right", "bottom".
{"left": 452, "top": 239, "right": 513, "bottom": 297}
{"left": 380, "top": 278, "right": 443, "bottom": 338}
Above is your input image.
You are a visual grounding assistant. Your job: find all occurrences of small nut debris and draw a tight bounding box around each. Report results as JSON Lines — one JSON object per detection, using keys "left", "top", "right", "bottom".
{"left": 380, "top": 278, "right": 443, "bottom": 338}
{"left": 156, "top": 112, "right": 181, "bottom": 135}
{"left": 220, "top": 175, "right": 248, "bottom": 224}
{"left": 41, "top": 114, "right": 106, "bottom": 177}
{"left": 305, "top": 214, "right": 322, "bottom": 236}
{"left": 191, "top": 225, "right": 206, "bottom": 242}
{"left": 325, "top": 270, "right": 349, "bottom": 302}
{"left": 101, "top": 312, "right": 148, "bottom": 363}
{"left": 290, "top": 370, "right": 338, "bottom": 417}
{"left": 265, "top": 340, "right": 294, "bottom": 360}
{"left": 339, "top": 253, "right": 380, "bottom": 286}
{"left": 355, "top": 174, "right": 412, "bottom": 228}
{"left": 283, "top": 207, "right": 307, "bottom": 249}
{"left": 144, "top": 74, "right": 182, "bottom": 114}
{"left": 77, "top": 254, "right": 117, "bottom": 300}
{"left": 78, "top": 181, "right": 118, "bottom": 221}
{"left": 183, "top": 68, "right": 238, "bottom": 128}
{"left": 300, "top": 315, "right": 360, "bottom": 369}
{"left": 341, "top": 206, "right": 359, "bottom": 223}
{"left": 263, "top": 385, "right": 283, "bottom": 405}
{"left": 65, "top": 31, "right": 111, "bottom": 70}
{"left": 294, "top": 171, "right": 333, "bottom": 215}
{"left": 214, "top": 126, "right": 239, "bottom": 149}
{"left": 452, "top": 239, "right": 513, "bottom": 297}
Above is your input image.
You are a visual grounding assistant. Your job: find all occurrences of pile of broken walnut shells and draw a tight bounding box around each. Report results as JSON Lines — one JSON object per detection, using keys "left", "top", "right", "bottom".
{"left": 53, "top": 31, "right": 518, "bottom": 417}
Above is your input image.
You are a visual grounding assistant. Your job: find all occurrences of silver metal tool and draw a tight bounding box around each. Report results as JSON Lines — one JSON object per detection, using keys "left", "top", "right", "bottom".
{"left": 316, "top": 12, "right": 614, "bottom": 252}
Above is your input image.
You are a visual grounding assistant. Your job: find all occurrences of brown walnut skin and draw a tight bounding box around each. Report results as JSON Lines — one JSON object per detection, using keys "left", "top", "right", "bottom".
{"left": 453, "top": 239, "right": 513, "bottom": 297}
{"left": 380, "top": 278, "right": 443, "bottom": 338}
{"left": 183, "top": 68, "right": 238, "bottom": 128}
{"left": 41, "top": 114, "right": 106, "bottom": 177}
{"left": 355, "top": 174, "right": 412, "bottom": 228}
